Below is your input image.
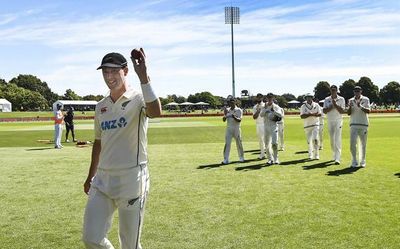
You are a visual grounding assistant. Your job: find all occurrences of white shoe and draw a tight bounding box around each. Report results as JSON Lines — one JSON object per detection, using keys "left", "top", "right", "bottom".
{"left": 274, "top": 159, "right": 280, "bottom": 164}
{"left": 239, "top": 157, "right": 245, "bottom": 163}
{"left": 360, "top": 162, "right": 366, "bottom": 168}
{"left": 66, "top": 139, "right": 70, "bottom": 143}
{"left": 350, "top": 162, "right": 358, "bottom": 168}
{"left": 258, "top": 155, "right": 265, "bottom": 160}
{"left": 266, "top": 160, "right": 274, "bottom": 165}
{"left": 314, "top": 155, "right": 320, "bottom": 160}
{"left": 221, "top": 160, "right": 229, "bottom": 165}
{"left": 334, "top": 160, "right": 340, "bottom": 165}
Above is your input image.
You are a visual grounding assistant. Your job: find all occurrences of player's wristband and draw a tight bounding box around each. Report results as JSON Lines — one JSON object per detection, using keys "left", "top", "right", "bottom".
{"left": 141, "top": 82, "right": 158, "bottom": 103}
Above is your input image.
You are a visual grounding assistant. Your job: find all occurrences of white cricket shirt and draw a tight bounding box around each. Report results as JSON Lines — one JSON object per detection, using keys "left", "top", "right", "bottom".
{"left": 300, "top": 102, "right": 321, "bottom": 128}
{"left": 260, "top": 103, "right": 283, "bottom": 126}
{"left": 252, "top": 103, "right": 265, "bottom": 125}
{"left": 94, "top": 89, "right": 148, "bottom": 170}
{"left": 349, "top": 95, "right": 370, "bottom": 127}
{"left": 323, "top": 95, "right": 345, "bottom": 122}
{"left": 226, "top": 106, "right": 243, "bottom": 128}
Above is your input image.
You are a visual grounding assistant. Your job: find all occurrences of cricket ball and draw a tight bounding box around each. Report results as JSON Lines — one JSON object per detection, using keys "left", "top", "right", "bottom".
{"left": 131, "top": 48, "right": 142, "bottom": 60}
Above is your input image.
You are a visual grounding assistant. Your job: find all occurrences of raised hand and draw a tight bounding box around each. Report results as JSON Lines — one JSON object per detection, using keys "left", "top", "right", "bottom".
{"left": 131, "top": 48, "right": 150, "bottom": 84}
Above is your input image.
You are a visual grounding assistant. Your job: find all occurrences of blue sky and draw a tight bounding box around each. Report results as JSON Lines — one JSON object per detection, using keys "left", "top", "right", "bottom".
{"left": 1, "top": 0, "right": 400, "bottom": 98}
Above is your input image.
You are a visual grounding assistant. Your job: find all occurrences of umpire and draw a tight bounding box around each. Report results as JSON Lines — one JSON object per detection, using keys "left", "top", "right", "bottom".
{"left": 64, "top": 107, "right": 77, "bottom": 142}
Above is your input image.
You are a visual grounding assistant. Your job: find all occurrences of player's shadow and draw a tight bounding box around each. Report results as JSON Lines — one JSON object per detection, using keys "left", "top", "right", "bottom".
{"left": 394, "top": 173, "right": 400, "bottom": 178}
{"left": 326, "top": 167, "right": 361, "bottom": 176}
{"left": 26, "top": 148, "right": 54, "bottom": 151}
{"left": 279, "top": 158, "right": 309, "bottom": 166}
{"left": 303, "top": 160, "right": 335, "bottom": 170}
{"left": 295, "top": 151, "right": 308, "bottom": 154}
{"left": 197, "top": 163, "right": 225, "bottom": 169}
{"left": 244, "top": 149, "right": 260, "bottom": 153}
{"left": 235, "top": 163, "right": 272, "bottom": 171}
{"left": 197, "top": 158, "right": 260, "bottom": 170}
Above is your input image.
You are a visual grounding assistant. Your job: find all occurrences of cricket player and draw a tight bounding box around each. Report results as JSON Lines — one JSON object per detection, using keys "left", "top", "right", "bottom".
{"left": 54, "top": 104, "right": 64, "bottom": 149}
{"left": 323, "top": 85, "right": 345, "bottom": 164}
{"left": 318, "top": 110, "right": 324, "bottom": 150}
{"left": 347, "top": 86, "right": 370, "bottom": 167}
{"left": 64, "top": 107, "right": 77, "bottom": 142}
{"left": 300, "top": 94, "right": 322, "bottom": 160}
{"left": 82, "top": 50, "right": 162, "bottom": 249}
{"left": 222, "top": 96, "right": 245, "bottom": 164}
{"left": 277, "top": 107, "right": 285, "bottom": 151}
{"left": 260, "top": 93, "right": 284, "bottom": 165}
{"left": 252, "top": 93, "right": 266, "bottom": 159}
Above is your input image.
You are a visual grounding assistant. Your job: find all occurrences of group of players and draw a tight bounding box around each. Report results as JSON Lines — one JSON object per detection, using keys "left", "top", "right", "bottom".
{"left": 222, "top": 84, "right": 371, "bottom": 168}
{"left": 53, "top": 105, "right": 77, "bottom": 149}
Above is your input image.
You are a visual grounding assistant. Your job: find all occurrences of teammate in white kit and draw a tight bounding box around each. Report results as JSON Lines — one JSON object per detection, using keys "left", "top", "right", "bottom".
{"left": 347, "top": 86, "right": 370, "bottom": 168}
{"left": 82, "top": 50, "right": 162, "bottom": 249}
{"left": 222, "top": 96, "right": 245, "bottom": 164}
{"left": 260, "top": 93, "right": 284, "bottom": 165}
{"left": 318, "top": 109, "right": 324, "bottom": 150}
{"left": 252, "top": 93, "right": 266, "bottom": 159}
{"left": 300, "top": 94, "right": 322, "bottom": 160}
{"left": 54, "top": 104, "right": 64, "bottom": 149}
{"left": 277, "top": 107, "right": 285, "bottom": 151}
{"left": 323, "top": 85, "right": 345, "bottom": 164}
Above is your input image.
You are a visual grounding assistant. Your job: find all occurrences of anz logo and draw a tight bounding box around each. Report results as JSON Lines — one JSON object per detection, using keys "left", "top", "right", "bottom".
{"left": 101, "top": 117, "right": 128, "bottom": 131}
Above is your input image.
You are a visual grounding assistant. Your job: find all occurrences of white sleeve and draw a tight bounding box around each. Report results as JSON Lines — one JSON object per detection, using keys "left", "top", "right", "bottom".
{"left": 300, "top": 105, "right": 306, "bottom": 115}
{"left": 323, "top": 99, "right": 329, "bottom": 109}
{"left": 236, "top": 108, "right": 243, "bottom": 119}
{"left": 362, "top": 97, "right": 371, "bottom": 110}
{"left": 339, "top": 97, "right": 346, "bottom": 109}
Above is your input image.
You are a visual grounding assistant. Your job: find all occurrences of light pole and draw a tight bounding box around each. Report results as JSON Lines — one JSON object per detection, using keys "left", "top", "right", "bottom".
{"left": 225, "top": 6, "right": 240, "bottom": 97}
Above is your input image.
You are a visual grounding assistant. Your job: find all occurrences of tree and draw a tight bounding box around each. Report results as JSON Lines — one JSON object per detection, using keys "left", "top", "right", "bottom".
{"left": 187, "top": 91, "right": 221, "bottom": 108}
{"left": 63, "top": 89, "right": 82, "bottom": 100}
{"left": 356, "top": 77, "right": 380, "bottom": 103}
{"left": 380, "top": 81, "right": 400, "bottom": 104}
{"left": 314, "top": 81, "right": 331, "bottom": 101}
{"left": 339, "top": 79, "right": 356, "bottom": 103}
{"left": 281, "top": 93, "right": 296, "bottom": 101}
{"left": 159, "top": 97, "right": 170, "bottom": 106}
{"left": 297, "top": 94, "right": 306, "bottom": 103}
{"left": 82, "top": 94, "right": 104, "bottom": 101}
{"left": 2, "top": 83, "right": 48, "bottom": 111}
{"left": 275, "top": 95, "right": 288, "bottom": 108}
{"left": 9, "top": 74, "right": 59, "bottom": 107}
{"left": 166, "top": 94, "right": 186, "bottom": 103}
{"left": 0, "top": 78, "right": 6, "bottom": 87}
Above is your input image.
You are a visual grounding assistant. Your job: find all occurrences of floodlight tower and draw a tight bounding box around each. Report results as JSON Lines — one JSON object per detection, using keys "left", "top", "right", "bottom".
{"left": 225, "top": 6, "right": 240, "bottom": 97}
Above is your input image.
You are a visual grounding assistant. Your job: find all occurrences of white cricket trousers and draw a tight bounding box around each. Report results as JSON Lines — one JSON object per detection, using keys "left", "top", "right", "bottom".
{"left": 264, "top": 124, "right": 279, "bottom": 162}
{"left": 54, "top": 124, "right": 63, "bottom": 147}
{"left": 223, "top": 127, "right": 244, "bottom": 161}
{"left": 304, "top": 126, "right": 319, "bottom": 158}
{"left": 319, "top": 124, "right": 324, "bottom": 148}
{"left": 328, "top": 120, "right": 342, "bottom": 162}
{"left": 277, "top": 122, "right": 284, "bottom": 150}
{"left": 350, "top": 126, "right": 368, "bottom": 165}
{"left": 256, "top": 124, "right": 265, "bottom": 157}
{"left": 82, "top": 165, "right": 149, "bottom": 249}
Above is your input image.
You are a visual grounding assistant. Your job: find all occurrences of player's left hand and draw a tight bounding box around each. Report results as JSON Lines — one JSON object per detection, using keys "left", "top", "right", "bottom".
{"left": 132, "top": 48, "right": 150, "bottom": 84}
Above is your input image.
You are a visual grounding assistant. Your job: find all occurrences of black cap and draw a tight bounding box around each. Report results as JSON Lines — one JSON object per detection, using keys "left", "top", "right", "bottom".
{"left": 97, "top": 52, "right": 127, "bottom": 70}
{"left": 266, "top": 92, "right": 274, "bottom": 97}
{"left": 330, "top": 85, "right": 338, "bottom": 89}
{"left": 354, "top": 86, "right": 362, "bottom": 91}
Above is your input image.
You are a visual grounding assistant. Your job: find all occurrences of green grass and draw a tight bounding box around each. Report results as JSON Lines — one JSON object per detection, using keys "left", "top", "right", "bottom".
{"left": 0, "top": 114, "right": 399, "bottom": 248}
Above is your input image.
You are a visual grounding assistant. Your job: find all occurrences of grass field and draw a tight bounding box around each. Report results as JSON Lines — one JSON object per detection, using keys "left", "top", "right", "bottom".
{"left": 0, "top": 114, "right": 399, "bottom": 249}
